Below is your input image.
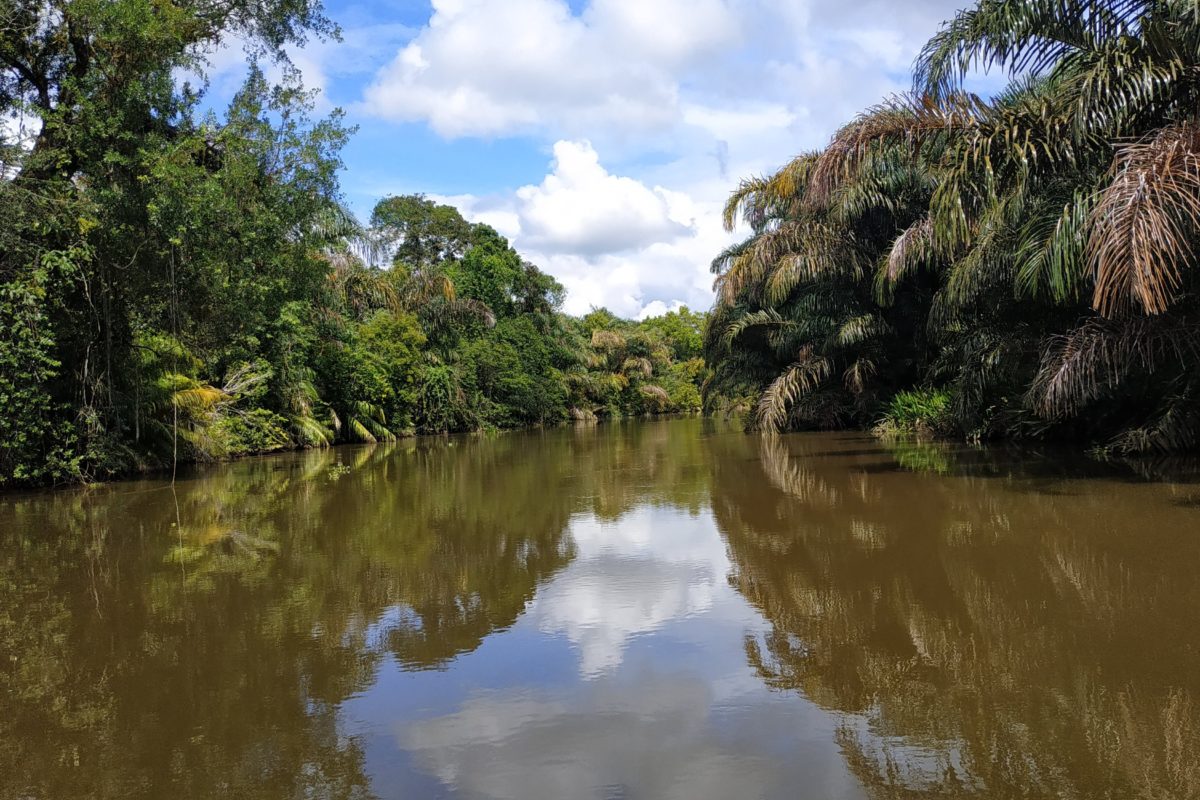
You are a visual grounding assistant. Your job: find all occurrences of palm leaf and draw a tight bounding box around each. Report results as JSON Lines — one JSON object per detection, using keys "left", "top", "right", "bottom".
{"left": 755, "top": 349, "right": 832, "bottom": 432}
{"left": 1088, "top": 121, "right": 1200, "bottom": 316}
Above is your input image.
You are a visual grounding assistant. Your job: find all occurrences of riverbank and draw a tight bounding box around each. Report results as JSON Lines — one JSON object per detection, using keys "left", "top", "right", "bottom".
{"left": 8, "top": 411, "right": 708, "bottom": 492}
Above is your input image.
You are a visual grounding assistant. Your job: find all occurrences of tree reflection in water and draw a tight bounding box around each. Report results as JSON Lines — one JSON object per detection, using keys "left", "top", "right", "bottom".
{"left": 5, "top": 421, "right": 1200, "bottom": 799}
{"left": 715, "top": 432, "right": 1200, "bottom": 799}
{"left": 0, "top": 422, "right": 708, "bottom": 800}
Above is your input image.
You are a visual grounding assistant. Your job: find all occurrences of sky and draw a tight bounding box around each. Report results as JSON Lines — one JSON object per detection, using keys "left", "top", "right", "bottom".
{"left": 206, "top": 0, "right": 975, "bottom": 318}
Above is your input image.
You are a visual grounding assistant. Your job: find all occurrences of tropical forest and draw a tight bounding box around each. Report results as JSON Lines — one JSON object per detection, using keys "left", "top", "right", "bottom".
{"left": 707, "top": 1, "right": 1200, "bottom": 455}
{"left": 0, "top": 0, "right": 708, "bottom": 487}
{"left": 6, "top": 3, "right": 1200, "bottom": 799}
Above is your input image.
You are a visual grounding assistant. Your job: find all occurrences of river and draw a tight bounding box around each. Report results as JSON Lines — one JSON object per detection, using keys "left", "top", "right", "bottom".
{"left": 3, "top": 418, "right": 1199, "bottom": 799}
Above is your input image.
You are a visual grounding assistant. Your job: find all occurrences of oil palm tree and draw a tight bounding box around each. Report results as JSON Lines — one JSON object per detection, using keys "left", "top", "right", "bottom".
{"left": 709, "top": 0, "right": 1200, "bottom": 451}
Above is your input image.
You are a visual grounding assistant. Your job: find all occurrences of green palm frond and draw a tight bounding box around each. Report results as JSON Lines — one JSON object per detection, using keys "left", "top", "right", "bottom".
{"left": 836, "top": 315, "right": 889, "bottom": 348}
{"left": 755, "top": 350, "right": 833, "bottom": 432}
{"left": 291, "top": 414, "right": 335, "bottom": 447}
{"left": 719, "top": 309, "right": 795, "bottom": 350}
{"left": 915, "top": 0, "right": 1150, "bottom": 99}
{"left": 348, "top": 417, "right": 377, "bottom": 443}
{"left": 1014, "top": 188, "right": 1096, "bottom": 302}
{"left": 309, "top": 200, "right": 366, "bottom": 242}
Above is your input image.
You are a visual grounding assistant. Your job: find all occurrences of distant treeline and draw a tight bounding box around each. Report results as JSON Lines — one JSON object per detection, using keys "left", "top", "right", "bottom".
{"left": 0, "top": 1, "right": 706, "bottom": 487}
{"left": 704, "top": 0, "right": 1200, "bottom": 454}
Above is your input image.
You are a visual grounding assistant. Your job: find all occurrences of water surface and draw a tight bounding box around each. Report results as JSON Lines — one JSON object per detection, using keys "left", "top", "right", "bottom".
{"left": 3, "top": 419, "right": 1200, "bottom": 799}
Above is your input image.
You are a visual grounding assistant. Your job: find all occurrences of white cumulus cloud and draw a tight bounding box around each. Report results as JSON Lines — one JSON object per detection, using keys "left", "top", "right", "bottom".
{"left": 356, "top": 0, "right": 974, "bottom": 317}
{"left": 360, "top": 0, "right": 705, "bottom": 137}
{"left": 449, "top": 141, "right": 730, "bottom": 317}
{"left": 529, "top": 508, "right": 731, "bottom": 676}
{"left": 515, "top": 140, "right": 694, "bottom": 256}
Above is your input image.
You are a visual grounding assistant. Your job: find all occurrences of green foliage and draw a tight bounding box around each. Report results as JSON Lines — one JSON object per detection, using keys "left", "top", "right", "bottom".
{"left": 639, "top": 306, "right": 706, "bottom": 361}
{"left": 663, "top": 359, "right": 706, "bottom": 412}
{"left": 0, "top": 2, "right": 711, "bottom": 485}
{"left": 565, "top": 310, "right": 710, "bottom": 419}
{"left": 352, "top": 310, "right": 426, "bottom": 432}
{"left": 876, "top": 389, "right": 954, "bottom": 438}
{"left": 464, "top": 317, "right": 569, "bottom": 427}
{"left": 371, "top": 194, "right": 475, "bottom": 270}
{"left": 0, "top": 256, "right": 83, "bottom": 486}
{"left": 705, "top": 0, "right": 1200, "bottom": 453}
{"left": 213, "top": 409, "right": 293, "bottom": 456}
{"left": 415, "top": 364, "right": 473, "bottom": 434}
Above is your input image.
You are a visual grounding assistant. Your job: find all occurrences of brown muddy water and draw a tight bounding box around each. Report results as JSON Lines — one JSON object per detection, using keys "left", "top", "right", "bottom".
{"left": 3, "top": 418, "right": 1200, "bottom": 799}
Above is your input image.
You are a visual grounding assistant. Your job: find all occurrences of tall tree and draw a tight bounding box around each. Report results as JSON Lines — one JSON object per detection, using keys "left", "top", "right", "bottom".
{"left": 707, "top": 0, "right": 1200, "bottom": 452}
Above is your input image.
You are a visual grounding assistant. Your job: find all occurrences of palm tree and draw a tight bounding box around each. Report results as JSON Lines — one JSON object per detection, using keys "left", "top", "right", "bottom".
{"left": 707, "top": 0, "right": 1200, "bottom": 452}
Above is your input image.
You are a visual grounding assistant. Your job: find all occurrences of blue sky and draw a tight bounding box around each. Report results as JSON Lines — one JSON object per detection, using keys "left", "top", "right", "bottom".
{"left": 206, "top": 0, "right": 977, "bottom": 318}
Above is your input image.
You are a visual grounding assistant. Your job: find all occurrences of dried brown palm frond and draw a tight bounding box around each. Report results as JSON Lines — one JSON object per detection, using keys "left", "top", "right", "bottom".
{"left": 1088, "top": 121, "right": 1200, "bottom": 316}
{"left": 622, "top": 356, "right": 653, "bottom": 378}
{"left": 1028, "top": 316, "right": 1200, "bottom": 417}
{"left": 843, "top": 357, "right": 877, "bottom": 395}
{"left": 755, "top": 348, "right": 832, "bottom": 432}
{"left": 722, "top": 152, "right": 820, "bottom": 232}
{"left": 1105, "top": 396, "right": 1200, "bottom": 454}
{"left": 591, "top": 329, "right": 626, "bottom": 351}
{"left": 639, "top": 384, "right": 670, "bottom": 404}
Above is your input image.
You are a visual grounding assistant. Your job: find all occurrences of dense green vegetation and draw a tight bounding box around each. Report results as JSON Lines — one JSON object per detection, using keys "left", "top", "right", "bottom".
{"left": 705, "top": 0, "right": 1200, "bottom": 453}
{"left": 0, "top": 1, "right": 705, "bottom": 487}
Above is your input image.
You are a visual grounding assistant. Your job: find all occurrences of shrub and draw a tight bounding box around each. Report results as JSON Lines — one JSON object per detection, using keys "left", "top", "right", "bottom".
{"left": 875, "top": 389, "right": 954, "bottom": 439}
